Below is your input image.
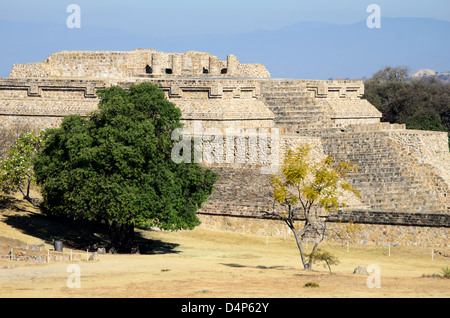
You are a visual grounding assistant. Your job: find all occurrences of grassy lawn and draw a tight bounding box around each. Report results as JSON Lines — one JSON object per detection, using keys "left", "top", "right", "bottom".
{"left": 0, "top": 194, "right": 448, "bottom": 298}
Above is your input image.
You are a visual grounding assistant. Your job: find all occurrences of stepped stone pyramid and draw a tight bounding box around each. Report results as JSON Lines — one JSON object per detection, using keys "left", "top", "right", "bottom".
{"left": 1, "top": 49, "right": 448, "bottom": 246}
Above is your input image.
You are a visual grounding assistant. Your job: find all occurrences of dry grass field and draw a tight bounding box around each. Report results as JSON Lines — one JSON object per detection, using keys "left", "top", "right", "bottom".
{"left": 0, "top": 193, "right": 448, "bottom": 299}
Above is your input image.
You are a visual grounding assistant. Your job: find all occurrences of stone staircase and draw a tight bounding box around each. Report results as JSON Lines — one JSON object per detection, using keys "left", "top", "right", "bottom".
{"left": 260, "top": 81, "right": 326, "bottom": 134}
{"left": 323, "top": 131, "right": 449, "bottom": 213}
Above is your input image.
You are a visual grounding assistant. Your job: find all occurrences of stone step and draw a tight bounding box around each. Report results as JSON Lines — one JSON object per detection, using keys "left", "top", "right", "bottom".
{"left": 277, "top": 126, "right": 326, "bottom": 134}
{"left": 268, "top": 105, "right": 322, "bottom": 112}
{"left": 274, "top": 116, "right": 323, "bottom": 123}
{"left": 261, "top": 91, "right": 310, "bottom": 97}
{"left": 268, "top": 103, "right": 321, "bottom": 108}
{"left": 272, "top": 113, "right": 324, "bottom": 119}
{"left": 274, "top": 122, "right": 325, "bottom": 128}
{"left": 270, "top": 112, "right": 324, "bottom": 119}
{"left": 264, "top": 98, "right": 315, "bottom": 107}
{"left": 275, "top": 115, "right": 324, "bottom": 122}
{"left": 275, "top": 116, "right": 323, "bottom": 122}
{"left": 278, "top": 109, "right": 324, "bottom": 115}
{"left": 268, "top": 104, "right": 320, "bottom": 109}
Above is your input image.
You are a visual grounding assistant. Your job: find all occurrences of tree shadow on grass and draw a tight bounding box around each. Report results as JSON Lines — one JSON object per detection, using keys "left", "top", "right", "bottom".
{"left": 1, "top": 197, "right": 179, "bottom": 255}
{"left": 220, "top": 263, "right": 295, "bottom": 270}
{"left": 0, "top": 196, "right": 32, "bottom": 213}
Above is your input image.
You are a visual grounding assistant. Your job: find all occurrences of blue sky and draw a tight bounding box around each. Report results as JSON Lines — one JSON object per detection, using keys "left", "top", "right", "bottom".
{"left": 1, "top": 0, "right": 449, "bottom": 36}
{"left": 1, "top": 0, "right": 449, "bottom": 79}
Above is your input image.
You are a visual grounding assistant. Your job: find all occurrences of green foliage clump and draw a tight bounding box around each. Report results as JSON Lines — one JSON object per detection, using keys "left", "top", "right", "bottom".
{"left": 363, "top": 66, "right": 450, "bottom": 149}
{"left": 441, "top": 266, "right": 450, "bottom": 279}
{"left": 0, "top": 131, "right": 43, "bottom": 206}
{"left": 33, "top": 83, "right": 217, "bottom": 252}
{"left": 306, "top": 249, "right": 340, "bottom": 274}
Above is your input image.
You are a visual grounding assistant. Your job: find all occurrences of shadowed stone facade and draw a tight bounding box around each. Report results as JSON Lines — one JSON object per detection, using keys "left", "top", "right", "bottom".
{"left": 1, "top": 49, "right": 448, "bottom": 246}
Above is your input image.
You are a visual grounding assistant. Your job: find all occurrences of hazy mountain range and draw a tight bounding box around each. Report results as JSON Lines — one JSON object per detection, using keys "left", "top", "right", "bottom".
{"left": 1, "top": 17, "right": 449, "bottom": 80}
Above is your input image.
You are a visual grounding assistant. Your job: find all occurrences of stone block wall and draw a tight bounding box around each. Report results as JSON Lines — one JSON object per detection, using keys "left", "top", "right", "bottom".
{"left": 9, "top": 50, "right": 271, "bottom": 79}
{"left": 149, "top": 78, "right": 275, "bottom": 131}
{"left": 197, "top": 210, "right": 450, "bottom": 247}
{"left": 387, "top": 129, "right": 450, "bottom": 188}
{"left": 9, "top": 62, "right": 51, "bottom": 78}
{"left": 0, "top": 77, "right": 276, "bottom": 133}
{"left": 10, "top": 51, "right": 131, "bottom": 79}
{"left": 322, "top": 127, "right": 449, "bottom": 213}
{"left": 0, "top": 78, "right": 104, "bottom": 134}
{"left": 2, "top": 49, "right": 450, "bottom": 248}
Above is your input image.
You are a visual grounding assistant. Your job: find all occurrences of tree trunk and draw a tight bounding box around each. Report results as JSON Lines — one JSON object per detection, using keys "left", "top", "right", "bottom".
{"left": 288, "top": 219, "right": 326, "bottom": 271}
{"left": 18, "top": 179, "right": 40, "bottom": 207}
{"left": 109, "top": 222, "right": 136, "bottom": 254}
{"left": 23, "top": 195, "right": 40, "bottom": 207}
{"left": 290, "top": 226, "right": 311, "bottom": 271}
{"left": 307, "top": 241, "right": 320, "bottom": 270}
{"left": 284, "top": 206, "right": 312, "bottom": 271}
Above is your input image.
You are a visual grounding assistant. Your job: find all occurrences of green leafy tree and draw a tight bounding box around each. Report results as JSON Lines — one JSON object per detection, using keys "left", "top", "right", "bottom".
{"left": 269, "top": 145, "right": 359, "bottom": 271}
{"left": 363, "top": 66, "right": 450, "bottom": 149}
{"left": 0, "top": 131, "right": 43, "bottom": 206}
{"left": 369, "top": 66, "right": 410, "bottom": 83}
{"left": 405, "top": 110, "right": 447, "bottom": 132}
{"left": 33, "top": 83, "right": 217, "bottom": 253}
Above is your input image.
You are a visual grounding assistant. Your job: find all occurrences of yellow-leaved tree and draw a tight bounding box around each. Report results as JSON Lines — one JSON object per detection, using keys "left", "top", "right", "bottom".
{"left": 270, "top": 144, "right": 360, "bottom": 271}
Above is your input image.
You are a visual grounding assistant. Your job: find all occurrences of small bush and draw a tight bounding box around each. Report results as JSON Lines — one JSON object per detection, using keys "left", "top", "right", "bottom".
{"left": 304, "top": 282, "right": 319, "bottom": 288}
{"left": 441, "top": 266, "right": 450, "bottom": 279}
{"left": 308, "top": 249, "right": 340, "bottom": 274}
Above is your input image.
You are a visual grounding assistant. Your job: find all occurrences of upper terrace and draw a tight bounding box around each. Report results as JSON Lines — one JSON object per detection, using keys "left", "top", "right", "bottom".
{"left": 9, "top": 49, "right": 271, "bottom": 79}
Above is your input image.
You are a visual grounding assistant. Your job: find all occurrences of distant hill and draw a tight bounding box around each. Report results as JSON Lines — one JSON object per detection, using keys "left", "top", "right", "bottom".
{"left": 1, "top": 17, "right": 449, "bottom": 79}
{"left": 411, "top": 69, "right": 450, "bottom": 83}
{"left": 412, "top": 69, "right": 437, "bottom": 77}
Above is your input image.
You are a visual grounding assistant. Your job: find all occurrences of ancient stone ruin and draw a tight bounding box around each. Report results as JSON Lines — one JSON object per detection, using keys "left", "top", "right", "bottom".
{"left": 1, "top": 49, "right": 448, "bottom": 246}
